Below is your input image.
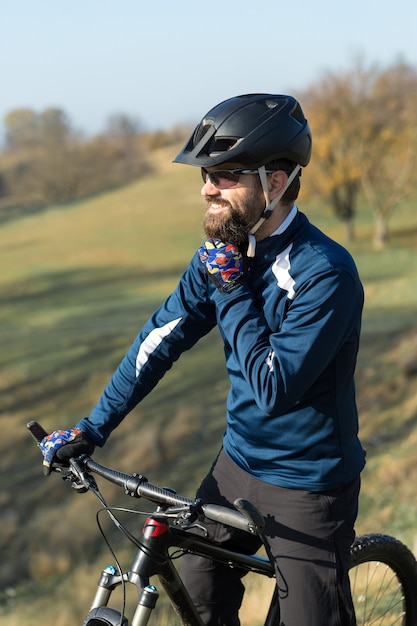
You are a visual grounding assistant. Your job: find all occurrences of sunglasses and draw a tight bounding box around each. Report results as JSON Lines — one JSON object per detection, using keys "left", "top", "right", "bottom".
{"left": 201, "top": 167, "right": 276, "bottom": 189}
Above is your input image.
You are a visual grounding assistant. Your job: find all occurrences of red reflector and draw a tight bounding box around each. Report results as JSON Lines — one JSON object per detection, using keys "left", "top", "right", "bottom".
{"left": 142, "top": 517, "right": 170, "bottom": 537}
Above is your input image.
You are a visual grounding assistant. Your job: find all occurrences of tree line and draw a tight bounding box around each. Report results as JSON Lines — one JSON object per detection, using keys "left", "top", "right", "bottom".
{"left": 0, "top": 108, "right": 186, "bottom": 222}
{"left": 1, "top": 59, "right": 417, "bottom": 247}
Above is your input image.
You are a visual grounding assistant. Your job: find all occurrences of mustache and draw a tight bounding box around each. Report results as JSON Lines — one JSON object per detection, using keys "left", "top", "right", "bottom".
{"left": 205, "top": 199, "right": 231, "bottom": 210}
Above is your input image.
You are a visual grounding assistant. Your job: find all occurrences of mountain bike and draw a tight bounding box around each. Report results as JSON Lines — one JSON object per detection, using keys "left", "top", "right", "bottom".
{"left": 28, "top": 421, "right": 417, "bottom": 626}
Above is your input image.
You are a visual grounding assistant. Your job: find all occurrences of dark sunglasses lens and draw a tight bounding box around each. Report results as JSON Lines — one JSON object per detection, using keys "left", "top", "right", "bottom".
{"left": 201, "top": 169, "right": 240, "bottom": 188}
{"left": 219, "top": 171, "right": 240, "bottom": 184}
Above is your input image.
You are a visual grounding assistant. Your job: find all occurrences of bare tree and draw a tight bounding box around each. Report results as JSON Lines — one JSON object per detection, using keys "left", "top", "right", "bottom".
{"left": 356, "top": 62, "right": 417, "bottom": 247}
{"left": 103, "top": 113, "right": 148, "bottom": 181}
{"left": 33, "top": 108, "right": 80, "bottom": 202}
{"left": 4, "top": 108, "right": 39, "bottom": 151}
{"left": 300, "top": 67, "right": 369, "bottom": 241}
{"left": 300, "top": 59, "right": 417, "bottom": 247}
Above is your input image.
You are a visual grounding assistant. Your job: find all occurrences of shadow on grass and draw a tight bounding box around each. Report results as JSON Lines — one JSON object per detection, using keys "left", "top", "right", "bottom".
{"left": 389, "top": 224, "right": 417, "bottom": 248}
{"left": 357, "top": 307, "right": 417, "bottom": 450}
{"left": 0, "top": 263, "right": 227, "bottom": 591}
{"left": 0, "top": 264, "right": 186, "bottom": 306}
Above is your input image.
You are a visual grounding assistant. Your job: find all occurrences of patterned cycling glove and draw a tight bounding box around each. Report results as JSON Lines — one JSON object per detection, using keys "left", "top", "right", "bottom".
{"left": 40, "top": 428, "right": 94, "bottom": 476}
{"left": 198, "top": 239, "right": 245, "bottom": 293}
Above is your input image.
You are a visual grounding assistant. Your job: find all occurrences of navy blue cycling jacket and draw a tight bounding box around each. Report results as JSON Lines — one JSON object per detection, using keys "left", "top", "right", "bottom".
{"left": 77, "top": 208, "right": 366, "bottom": 491}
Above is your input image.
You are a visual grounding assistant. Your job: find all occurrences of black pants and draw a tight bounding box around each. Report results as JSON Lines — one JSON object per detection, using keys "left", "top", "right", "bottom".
{"left": 180, "top": 449, "right": 359, "bottom": 626}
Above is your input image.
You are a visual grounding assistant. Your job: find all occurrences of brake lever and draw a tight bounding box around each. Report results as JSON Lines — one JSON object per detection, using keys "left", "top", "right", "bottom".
{"left": 168, "top": 498, "right": 207, "bottom": 531}
{"left": 66, "top": 457, "right": 99, "bottom": 494}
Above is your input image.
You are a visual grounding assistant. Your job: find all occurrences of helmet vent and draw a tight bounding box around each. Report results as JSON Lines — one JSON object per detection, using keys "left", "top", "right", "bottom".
{"left": 209, "top": 136, "right": 239, "bottom": 155}
{"left": 193, "top": 121, "right": 212, "bottom": 145}
{"left": 290, "top": 102, "right": 305, "bottom": 124}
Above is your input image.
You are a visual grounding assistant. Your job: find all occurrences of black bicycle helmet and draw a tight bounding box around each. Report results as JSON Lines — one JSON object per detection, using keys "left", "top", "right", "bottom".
{"left": 173, "top": 93, "right": 312, "bottom": 169}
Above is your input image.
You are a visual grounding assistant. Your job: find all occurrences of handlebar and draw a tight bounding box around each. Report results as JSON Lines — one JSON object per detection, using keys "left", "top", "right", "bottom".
{"left": 81, "top": 456, "right": 264, "bottom": 534}
{"left": 27, "top": 421, "right": 265, "bottom": 536}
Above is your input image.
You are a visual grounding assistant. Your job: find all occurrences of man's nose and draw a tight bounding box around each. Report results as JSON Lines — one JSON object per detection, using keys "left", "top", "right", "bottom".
{"left": 201, "top": 179, "right": 220, "bottom": 196}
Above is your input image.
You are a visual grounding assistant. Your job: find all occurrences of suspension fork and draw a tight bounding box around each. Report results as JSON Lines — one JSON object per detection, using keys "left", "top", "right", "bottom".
{"left": 91, "top": 515, "right": 203, "bottom": 626}
{"left": 131, "top": 516, "right": 204, "bottom": 626}
{"left": 88, "top": 516, "right": 167, "bottom": 616}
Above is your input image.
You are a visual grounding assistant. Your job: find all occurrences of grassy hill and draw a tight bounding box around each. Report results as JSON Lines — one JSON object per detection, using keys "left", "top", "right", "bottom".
{"left": 1, "top": 152, "right": 417, "bottom": 625}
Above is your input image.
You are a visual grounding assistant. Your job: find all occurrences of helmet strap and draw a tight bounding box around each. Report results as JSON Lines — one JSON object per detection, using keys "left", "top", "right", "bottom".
{"left": 247, "top": 164, "right": 301, "bottom": 257}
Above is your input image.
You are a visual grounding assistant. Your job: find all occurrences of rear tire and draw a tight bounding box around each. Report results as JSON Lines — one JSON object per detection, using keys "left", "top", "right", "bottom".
{"left": 350, "top": 533, "right": 417, "bottom": 625}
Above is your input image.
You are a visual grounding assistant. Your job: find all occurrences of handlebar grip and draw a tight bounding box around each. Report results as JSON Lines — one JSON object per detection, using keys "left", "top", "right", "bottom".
{"left": 27, "top": 420, "right": 49, "bottom": 443}
{"left": 202, "top": 502, "right": 264, "bottom": 535}
{"left": 27, "top": 421, "right": 69, "bottom": 476}
{"left": 233, "top": 498, "right": 265, "bottom": 534}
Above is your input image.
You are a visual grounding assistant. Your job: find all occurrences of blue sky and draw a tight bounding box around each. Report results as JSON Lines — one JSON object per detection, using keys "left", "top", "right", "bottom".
{"left": 1, "top": 0, "right": 416, "bottom": 141}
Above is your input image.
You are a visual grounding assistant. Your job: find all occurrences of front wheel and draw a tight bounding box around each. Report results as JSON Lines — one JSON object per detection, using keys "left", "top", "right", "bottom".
{"left": 350, "top": 533, "right": 417, "bottom": 626}
{"left": 81, "top": 606, "right": 128, "bottom": 626}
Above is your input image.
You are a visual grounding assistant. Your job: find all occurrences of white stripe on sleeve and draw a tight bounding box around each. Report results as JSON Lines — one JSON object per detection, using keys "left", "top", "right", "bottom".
{"left": 135, "top": 317, "right": 182, "bottom": 377}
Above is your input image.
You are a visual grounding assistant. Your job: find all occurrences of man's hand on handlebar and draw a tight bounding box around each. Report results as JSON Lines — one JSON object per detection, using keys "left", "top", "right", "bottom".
{"left": 40, "top": 429, "right": 95, "bottom": 476}
{"left": 30, "top": 422, "right": 264, "bottom": 535}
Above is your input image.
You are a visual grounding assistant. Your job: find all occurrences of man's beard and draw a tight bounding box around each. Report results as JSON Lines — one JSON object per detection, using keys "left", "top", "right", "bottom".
{"left": 203, "top": 189, "right": 264, "bottom": 247}
{"left": 203, "top": 206, "right": 251, "bottom": 246}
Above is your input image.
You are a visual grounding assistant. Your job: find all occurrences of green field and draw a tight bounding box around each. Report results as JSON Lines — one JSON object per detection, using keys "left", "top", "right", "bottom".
{"left": 1, "top": 152, "right": 417, "bottom": 625}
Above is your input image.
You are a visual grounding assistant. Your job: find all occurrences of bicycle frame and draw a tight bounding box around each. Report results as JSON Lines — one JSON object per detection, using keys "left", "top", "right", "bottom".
{"left": 89, "top": 512, "right": 278, "bottom": 626}
{"left": 28, "top": 422, "right": 417, "bottom": 626}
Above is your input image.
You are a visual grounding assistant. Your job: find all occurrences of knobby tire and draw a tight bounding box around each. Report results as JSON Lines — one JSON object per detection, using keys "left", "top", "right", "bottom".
{"left": 349, "top": 533, "right": 417, "bottom": 626}
{"left": 81, "top": 533, "right": 417, "bottom": 625}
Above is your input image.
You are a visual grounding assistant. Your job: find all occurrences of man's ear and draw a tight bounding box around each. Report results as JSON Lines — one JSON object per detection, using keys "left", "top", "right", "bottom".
{"left": 268, "top": 170, "right": 288, "bottom": 199}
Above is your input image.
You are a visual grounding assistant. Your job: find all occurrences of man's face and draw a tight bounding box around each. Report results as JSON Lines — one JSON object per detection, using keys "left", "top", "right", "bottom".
{"left": 201, "top": 168, "right": 265, "bottom": 246}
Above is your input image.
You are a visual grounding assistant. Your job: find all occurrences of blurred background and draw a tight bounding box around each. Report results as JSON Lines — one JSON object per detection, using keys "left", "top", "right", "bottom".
{"left": 1, "top": 1, "right": 417, "bottom": 624}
